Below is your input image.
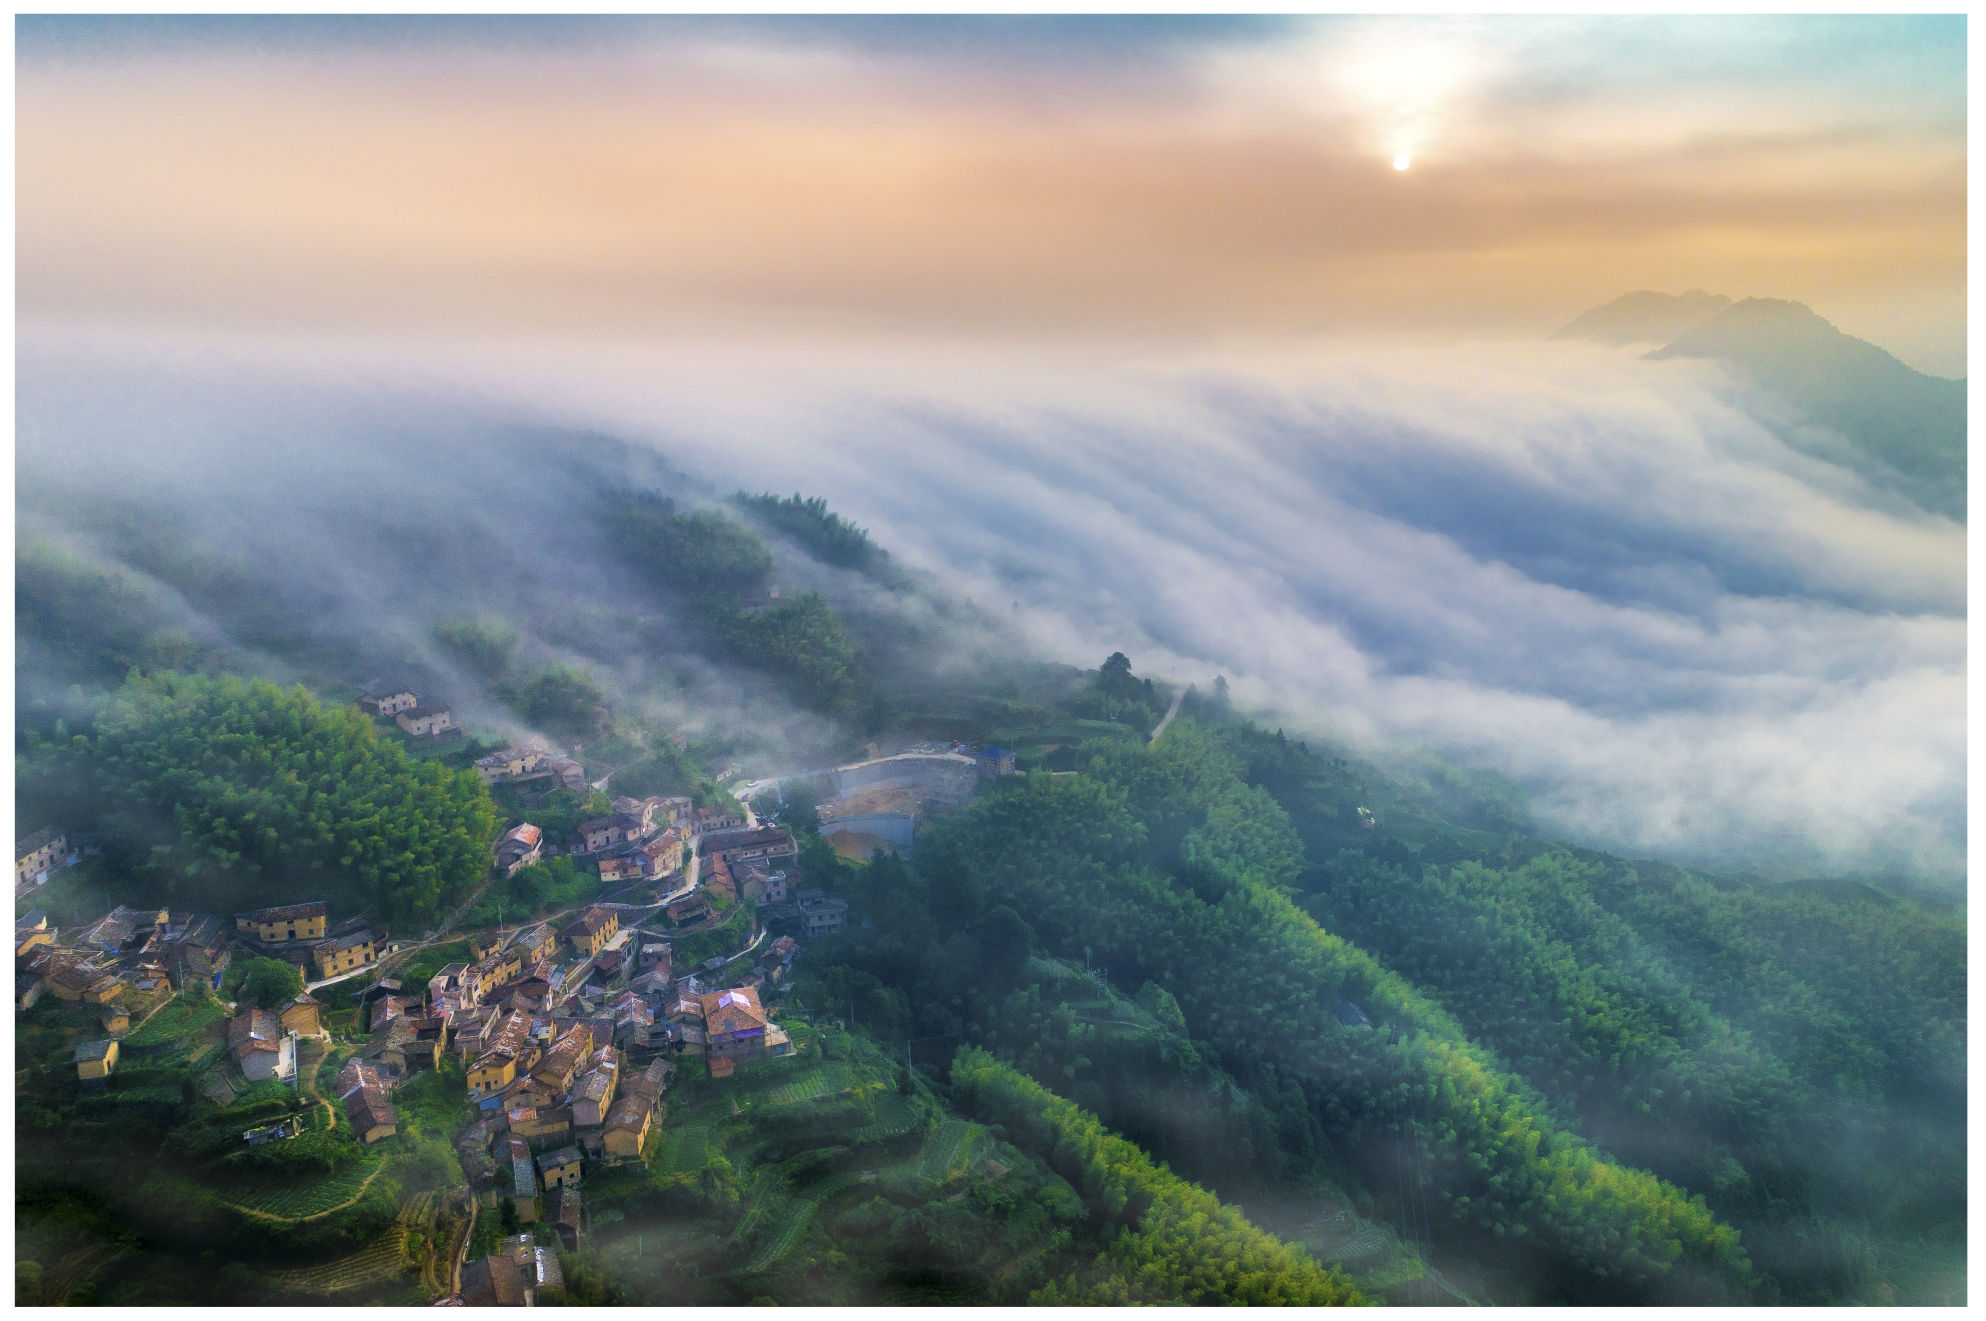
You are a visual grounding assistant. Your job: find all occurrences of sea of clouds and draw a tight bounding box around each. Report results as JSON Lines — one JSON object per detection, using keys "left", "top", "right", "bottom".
{"left": 18, "top": 331, "right": 1965, "bottom": 884}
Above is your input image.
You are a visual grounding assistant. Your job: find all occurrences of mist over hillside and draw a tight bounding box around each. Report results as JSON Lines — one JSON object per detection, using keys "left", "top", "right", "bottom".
{"left": 17, "top": 327, "right": 1965, "bottom": 887}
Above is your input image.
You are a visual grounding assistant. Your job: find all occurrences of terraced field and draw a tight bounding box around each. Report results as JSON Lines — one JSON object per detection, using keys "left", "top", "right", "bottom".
{"left": 848, "top": 1094, "right": 924, "bottom": 1142}
{"left": 263, "top": 1189, "right": 457, "bottom": 1298}
{"left": 918, "top": 1120, "right": 983, "bottom": 1182}
{"left": 217, "top": 1148, "right": 386, "bottom": 1221}
{"left": 264, "top": 1227, "right": 411, "bottom": 1296}
{"left": 767, "top": 1061, "right": 853, "bottom": 1104}
{"left": 122, "top": 994, "right": 228, "bottom": 1051}
{"left": 297, "top": 1040, "right": 347, "bottom": 1131}
{"left": 1332, "top": 1221, "right": 1391, "bottom": 1262}
{"left": 740, "top": 1166, "right": 866, "bottom": 1275}
{"left": 726, "top": 1174, "right": 782, "bottom": 1245}
{"left": 38, "top": 1242, "right": 133, "bottom": 1305}
{"left": 652, "top": 1114, "right": 721, "bottom": 1177}
{"left": 743, "top": 1197, "right": 819, "bottom": 1273}
{"left": 199, "top": 1068, "right": 239, "bottom": 1108}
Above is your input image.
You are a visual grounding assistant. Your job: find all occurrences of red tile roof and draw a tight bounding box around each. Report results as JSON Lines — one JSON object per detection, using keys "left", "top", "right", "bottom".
{"left": 699, "top": 986, "right": 767, "bottom": 1036}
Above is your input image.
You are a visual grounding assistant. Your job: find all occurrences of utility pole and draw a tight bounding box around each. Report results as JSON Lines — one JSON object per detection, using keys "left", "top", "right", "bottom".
{"left": 903, "top": 1030, "right": 962, "bottom": 1083}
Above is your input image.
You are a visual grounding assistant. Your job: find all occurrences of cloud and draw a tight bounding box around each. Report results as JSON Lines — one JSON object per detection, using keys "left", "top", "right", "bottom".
{"left": 433, "top": 333, "right": 1962, "bottom": 883}
{"left": 16, "top": 329, "right": 1965, "bottom": 885}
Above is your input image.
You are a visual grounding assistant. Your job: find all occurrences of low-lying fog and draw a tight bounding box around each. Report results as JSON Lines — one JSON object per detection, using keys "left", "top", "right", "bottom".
{"left": 18, "top": 328, "right": 1965, "bottom": 886}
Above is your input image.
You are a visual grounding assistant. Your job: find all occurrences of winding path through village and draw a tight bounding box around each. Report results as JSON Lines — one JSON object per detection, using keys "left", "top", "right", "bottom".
{"left": 297, "top": 1037, "right": 336, "bottom": 1129}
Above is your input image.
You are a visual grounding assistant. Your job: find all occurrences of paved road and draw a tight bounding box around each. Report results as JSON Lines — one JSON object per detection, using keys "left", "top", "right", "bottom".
{"left": 1149, "top": 687, "right": 1187, "bottom": 742}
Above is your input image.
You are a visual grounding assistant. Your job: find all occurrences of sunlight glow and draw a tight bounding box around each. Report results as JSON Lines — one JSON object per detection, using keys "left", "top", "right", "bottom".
{"left": 1330, "top": 24, "right": 1482, "bottom": 168}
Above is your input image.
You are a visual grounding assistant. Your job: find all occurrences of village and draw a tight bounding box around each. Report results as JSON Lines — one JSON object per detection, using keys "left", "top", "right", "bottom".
{"left": 15, "top": 686, "right": 1022, "bottom": 1305}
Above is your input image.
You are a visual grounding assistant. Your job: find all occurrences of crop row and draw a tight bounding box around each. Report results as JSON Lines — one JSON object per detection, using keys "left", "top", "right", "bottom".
{"left": 220, "top": 1150, "right": 384, "bottom": 1219}
{"left": 743, "top": 1198, "right": 818, "bottom": 1273}
{"left": 847, "top": 1095, "right": 924, "bottom": 1143}
{"left": 652, "top": 1119, "right": 716, "bottom": 1176}
{"left": 266, "top": 1231, "right": 410, "bottom": 1294}
{"left": 917, "top": 1120, "right": 981, "bottom": 1182}
{"left": 767, "top": 1061, "right": 854, "bottom": 1104}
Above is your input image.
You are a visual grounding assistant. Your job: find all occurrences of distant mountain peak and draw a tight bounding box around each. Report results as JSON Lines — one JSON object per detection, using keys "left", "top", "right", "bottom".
{"left": 1650, "top": 297, "right": 1913, "bottom": 374}
{"left": 1550, "top": 289, "right": 1732, "bottom": 346}
{"left": 1589, "top": 293, "right": 1968, "bottom": 520}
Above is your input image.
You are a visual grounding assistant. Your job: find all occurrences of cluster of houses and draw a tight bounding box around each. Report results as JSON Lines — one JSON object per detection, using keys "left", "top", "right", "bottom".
{"left": 325, "top": 883, "right": 811, "bottom": 1289}
{"left": 687, "top": 856, "right": 843, "bottom": 943}
{"left": 582, "top": 795, "right": 695, "bottom": 884}
{"left": 358, "top": 687, "right": 459, "bottom": 740}
{"left": 233, "top": 901, "right": 390, "bottom": 983}
{"left": 474, "top": 742, "right": 588, "bottom": 795}
{"left": 459, "top": 1015, "right": 668, "bottom": 1197}
{"left": 27, "top": 744, "right": 859, "bottom": 1292}
{"left": 22, "top": 899, "right": 328, "bottom": 1087}
{"left": 489, "top": 788, "right": 799, "bottom": 896}
{"left": 19, "top": 896, "right": 374, "bottom": 1084}
{"left": 19, "top": 905, "right": 225, "bottom": 1067}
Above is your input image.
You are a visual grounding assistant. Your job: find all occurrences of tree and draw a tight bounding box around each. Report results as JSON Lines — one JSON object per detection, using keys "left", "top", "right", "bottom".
{"left": 731, "top": 491, "right": 886, "bottom": 574}
{"left": 231, "top": 956, "right": 303, "bottom": 1010}
{"left": 432, "top": 618, "right": 519, "bottom": 682}
{"left": 606, "top": 491, "right": 776, "bottom": 598}
{"left": 1134, "top": 981, "right": 1188, "bottom": 1035}
{"left": 974, "top": 904, "right": 1036, "bottom": 986}
{"left": 778, "top": 780, "right": 827, "bottom": 838}
{"left": 502, "top": 665, "right": 608, "bottom": 740}
{"left": 1093, "top": 652, "right": 1152, "bottom": 724}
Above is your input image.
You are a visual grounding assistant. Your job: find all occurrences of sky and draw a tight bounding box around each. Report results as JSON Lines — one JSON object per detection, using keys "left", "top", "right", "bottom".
{"left": 12, "top": 15, "right": 1970, "bottom": 884}
{"left": 14, "top": 14, "right": 1969, "bottom": 372}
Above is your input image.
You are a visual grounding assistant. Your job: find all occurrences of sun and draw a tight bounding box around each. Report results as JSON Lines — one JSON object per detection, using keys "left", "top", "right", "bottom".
{"left": 1393, "top": 154, "right": 1412, "bottom": 171}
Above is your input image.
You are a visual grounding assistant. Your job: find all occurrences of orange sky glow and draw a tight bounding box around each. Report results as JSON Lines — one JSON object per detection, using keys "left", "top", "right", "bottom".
{"left": 16, "top": 16, "right": 1967, "bottom": 374}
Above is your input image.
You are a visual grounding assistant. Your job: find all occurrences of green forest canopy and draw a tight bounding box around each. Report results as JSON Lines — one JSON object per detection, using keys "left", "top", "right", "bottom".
{"left": 732, "top": 491, "right": 887, "bottom": 575}
{"left": 810, "top": 718, "right": 1761, "bottom": 1303}
{"left": 950, "top": 1048, "right": 1369, "bottom": 1306}
{"left": 29, "top": 672, "right": 501, "bottom": 928}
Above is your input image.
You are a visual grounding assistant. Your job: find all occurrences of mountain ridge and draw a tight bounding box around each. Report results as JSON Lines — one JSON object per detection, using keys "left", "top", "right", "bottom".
{"left": 1558, "top": 291, "right": 1965, "bottom": 519}
{"left": 1549, "top": 288, "right": 1731, "bottom": 346}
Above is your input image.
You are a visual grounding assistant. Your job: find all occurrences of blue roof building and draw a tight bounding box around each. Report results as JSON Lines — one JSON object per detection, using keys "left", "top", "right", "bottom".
{"left": 976, "top": 746, "right": 1017, "bottom": 777}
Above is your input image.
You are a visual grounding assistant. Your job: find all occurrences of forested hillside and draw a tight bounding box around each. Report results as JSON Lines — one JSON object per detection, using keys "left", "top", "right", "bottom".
{"left": 19, "top": 674, "right": 500, "bottom": 927}
{"left": 950, "top": 1049, "right": 1367, "bottom": 1305}
{"left": 1295, "top": 818, "right": 1965, "bottom": 1300}
{"left": 794, "top": 695, "right": 1964, "bottom": 1305}
{"left": 805, "top": 722, "right": 1759, "bottom": 1303}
